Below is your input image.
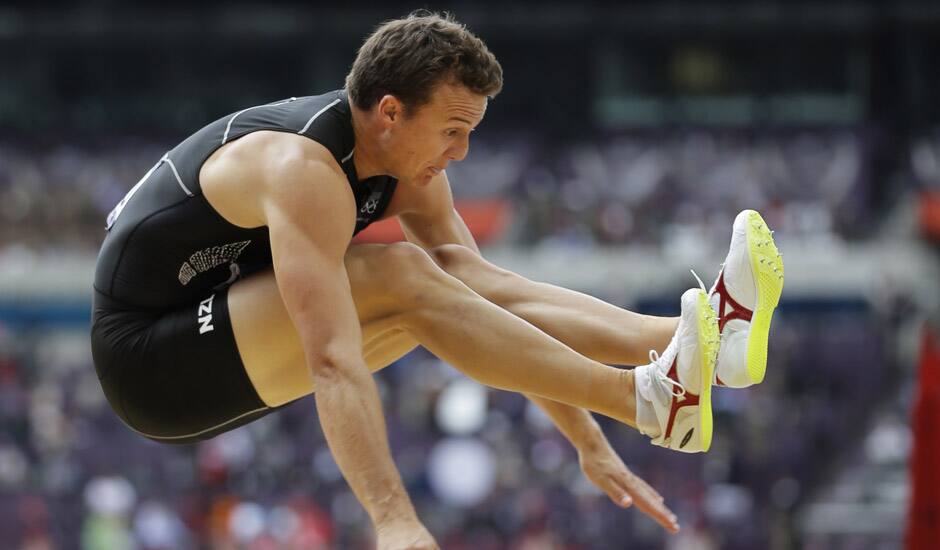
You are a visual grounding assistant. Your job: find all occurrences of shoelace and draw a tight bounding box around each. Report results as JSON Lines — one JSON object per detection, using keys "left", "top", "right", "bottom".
{"left": 708, "top": 262, "right": 725, "bottom": 294}
{"left": 646, "top": 270, "right": 715, "bottom": 398}
{"left": 648, "top": 348, "right": 687, "bottom": 398}
{"left": 690, "top": 269, "right": 706, "bottom": 293}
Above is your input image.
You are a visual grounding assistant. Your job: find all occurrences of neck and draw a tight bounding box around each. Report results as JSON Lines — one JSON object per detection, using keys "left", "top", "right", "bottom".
{"left": 349, "top": 103, "right": 389, "bottom": 180}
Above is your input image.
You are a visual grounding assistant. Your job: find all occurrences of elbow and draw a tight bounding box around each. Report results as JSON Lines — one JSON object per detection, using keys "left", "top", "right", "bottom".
{"left": 308, "top": 346, "right": 365, "bottom": 386}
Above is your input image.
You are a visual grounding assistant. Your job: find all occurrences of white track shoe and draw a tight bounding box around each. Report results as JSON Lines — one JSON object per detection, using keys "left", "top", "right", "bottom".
{"left": 710, "top": 210, "right": 784, "bottom": 388}
{"left": 635, "top": 287, "right": 719, "bottom": 453}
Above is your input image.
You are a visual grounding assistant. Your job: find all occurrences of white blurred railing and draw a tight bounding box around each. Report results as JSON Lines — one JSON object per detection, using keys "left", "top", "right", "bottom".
{"left": 1, "top": 238, "right": 936, "bottom": 307}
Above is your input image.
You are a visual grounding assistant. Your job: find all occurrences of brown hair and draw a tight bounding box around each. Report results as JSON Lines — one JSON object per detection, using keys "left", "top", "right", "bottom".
{"left": 345, "top": 11, "right": 503, "bottom": 114}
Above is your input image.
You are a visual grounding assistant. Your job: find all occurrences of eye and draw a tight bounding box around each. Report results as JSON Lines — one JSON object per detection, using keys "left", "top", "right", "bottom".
{"left": 445, "top": 129, "right": 459, "bottom": 138}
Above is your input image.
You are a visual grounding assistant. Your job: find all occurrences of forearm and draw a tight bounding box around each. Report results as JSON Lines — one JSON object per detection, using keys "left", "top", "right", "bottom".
{"left": 315, "top": 362, "right": 416, "bottom": 526}
{"left": 525, "top": 393, "right": 607, "bottom": 453}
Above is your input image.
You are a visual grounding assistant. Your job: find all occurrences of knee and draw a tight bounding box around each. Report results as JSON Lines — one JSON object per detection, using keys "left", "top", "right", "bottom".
{"left": 379, "top": 241, "right": 435, "bottom": 270}
{"left": 373, "top": 242, "right": 464, "bottom": 302}
{"left": 429, "top": 244, "right": 507, "bottom": 291}
{"left": 428, "top": 243, "right": 483, "bottom": 275}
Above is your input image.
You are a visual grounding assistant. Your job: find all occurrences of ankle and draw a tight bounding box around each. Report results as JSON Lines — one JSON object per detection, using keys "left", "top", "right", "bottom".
{"left": 641, "top": 316, "right": 679, "bottom": 357}
{"left": 619, "top": 368, "right": 638, "bottom": 428}
{"left": 632, "top": 364, "right": 662, "bottom": 437}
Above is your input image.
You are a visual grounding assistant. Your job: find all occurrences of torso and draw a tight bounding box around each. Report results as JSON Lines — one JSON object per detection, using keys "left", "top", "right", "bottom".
{"left": 94, "top": 90, "right": 400, "bottom": 310}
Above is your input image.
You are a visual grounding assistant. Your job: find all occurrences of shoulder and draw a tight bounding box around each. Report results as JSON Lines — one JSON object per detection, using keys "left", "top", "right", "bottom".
{"left": 255, "top": 132, "right": 355, "bottom": 215}
{"left": 259, "top": 131, "right": 346, "bottom": 181}
{"left": 294, "top": 91, "right": 354, "bottom": 161}
{"left": 202, "top": 131, "right": 354, "bottom": 229}
{"left": 207, "top": 131, "right": 347, "bottom": 190}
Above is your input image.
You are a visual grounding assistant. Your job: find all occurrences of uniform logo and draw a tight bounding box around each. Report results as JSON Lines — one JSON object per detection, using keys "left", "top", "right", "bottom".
{"left": 360, "top": 195, "right": 380, "bottom": 215}
{"left": 197, "top": 294, "right": 216, "bottom": 334}
{"left": 679, "top": 428, "right": 695, "bottom": 449}
{"left": 179, "top": 240, "right": 251, "bottom": 286}
{"left": 356, "top": 191, "right": 384, "bottom": 227}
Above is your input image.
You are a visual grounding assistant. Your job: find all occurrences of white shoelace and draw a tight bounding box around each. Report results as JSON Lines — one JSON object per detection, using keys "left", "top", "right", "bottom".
{"left": 645, "top": 270, "right": 708, "bottom": 400}
{"left": 690, "top": 268, "right": 706, "bottom": 293}
{"left": 647, "top": 348, "right": 686, "bottom": 399}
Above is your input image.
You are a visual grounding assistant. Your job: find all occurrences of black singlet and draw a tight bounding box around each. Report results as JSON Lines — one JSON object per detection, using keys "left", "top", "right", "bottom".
{"left": 94, "top": 89, "right": 398, "bottom": 310}
{"left": 90, "top": 90, "right": 398, "bottom": 444}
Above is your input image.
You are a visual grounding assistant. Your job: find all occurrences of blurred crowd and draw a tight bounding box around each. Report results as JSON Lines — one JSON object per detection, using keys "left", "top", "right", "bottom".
{"left": 0, "top": 300, "right": 898, "bottom": 549}
{"left": 0, "top": 142, "right": 164, "bottom": 253}
{"left": 910, "top": 128, "right": 940, "bottom": 191}
{"left": 0, "top": 127, "right": 880, "bottom": 254}
{"left": 451, "top": 129, "right": 870, "bottom": 246}
{"left": 0, "top": 127, "right": 929, "bottom": 548}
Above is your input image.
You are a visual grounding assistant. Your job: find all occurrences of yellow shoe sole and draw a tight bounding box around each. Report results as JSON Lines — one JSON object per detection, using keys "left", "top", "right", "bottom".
{"left": 744, "top": 210, "right": 784, "bottom": 385}
{"left": 695, "top": 290, "right": 719, "bottom": 452}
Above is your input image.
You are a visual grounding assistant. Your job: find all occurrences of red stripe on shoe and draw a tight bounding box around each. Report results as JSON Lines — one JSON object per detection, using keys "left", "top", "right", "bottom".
{"left": 663, "top": 359, "right": 701, "bottom": 441}
{"left": 713, "top": 272, "right": 753, "bottom": 332}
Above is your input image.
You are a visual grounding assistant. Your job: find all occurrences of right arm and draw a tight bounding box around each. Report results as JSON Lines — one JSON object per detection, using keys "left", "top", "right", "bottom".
{"left": 259, "top": 139, "right": 433, "bottom": 547}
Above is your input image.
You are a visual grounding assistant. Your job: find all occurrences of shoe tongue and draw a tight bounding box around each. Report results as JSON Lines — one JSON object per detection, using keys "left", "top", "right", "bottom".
{"left": 654, "top": 334, "right": 680, "bottom": 373}
{"left": 649, "top": 359, "right": 681, "bottom": 403}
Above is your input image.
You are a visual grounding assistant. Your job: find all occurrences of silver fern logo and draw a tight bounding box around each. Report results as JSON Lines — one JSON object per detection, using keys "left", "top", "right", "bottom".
{"left": 178, "top": 240, "right": 251, "bottom": 286}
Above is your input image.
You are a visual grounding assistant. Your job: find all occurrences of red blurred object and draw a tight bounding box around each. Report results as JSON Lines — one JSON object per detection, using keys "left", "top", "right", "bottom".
{"left": 907, "top": 323, "right": 940, "bottom": 549}
{"left": 918, "top": 191, "right": 940, "bottom": 241}
{"left": 352, "top": 199, "right": 512, "bottom": 245}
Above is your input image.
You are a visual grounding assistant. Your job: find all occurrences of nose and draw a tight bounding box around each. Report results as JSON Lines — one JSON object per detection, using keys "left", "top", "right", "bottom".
{"left": 447, "top": 134, "right": 470, "bottom": 162}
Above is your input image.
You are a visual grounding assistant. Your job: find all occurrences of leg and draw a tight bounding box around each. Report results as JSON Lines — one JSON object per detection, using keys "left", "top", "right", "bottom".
{"left": 227, "top": 269, "right": 420, "bottom": 408}
{"left": 429, "top": 244, "right": 679, "bottom": 366}
{"left": 228, "top": 242, "right": 637, "bottom": 426}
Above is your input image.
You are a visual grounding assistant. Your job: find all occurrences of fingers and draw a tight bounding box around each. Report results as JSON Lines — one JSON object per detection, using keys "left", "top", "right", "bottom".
{"left": 635, "top": 495, "right": 679, "bottom": 534}
{"left": 597, "top": 474, "right": 632, "bottom": 508}
{"left": 606, "top": 490, "right": 633, "bottom": 508}
{"left": 632, "top": 475, "right": 665, "bottom": 502}
{"left": 618, "top": 475, "right": 679, "bottom": 534}
{"left": 584, "top": 454, "right": 679, "bottom": 534}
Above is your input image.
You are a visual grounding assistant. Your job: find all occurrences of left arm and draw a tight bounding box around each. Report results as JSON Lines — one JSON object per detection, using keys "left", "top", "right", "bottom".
{"left": 396, "top": 171, "right": 479, "bottom": 254}
{"left": 397, "top": 172, "right": 678, "bottom": 533}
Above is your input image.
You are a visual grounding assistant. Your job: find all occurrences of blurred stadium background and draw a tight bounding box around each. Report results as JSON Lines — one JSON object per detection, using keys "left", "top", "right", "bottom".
{"left": 1, "top": 1, "right": 939, "bottom": 548}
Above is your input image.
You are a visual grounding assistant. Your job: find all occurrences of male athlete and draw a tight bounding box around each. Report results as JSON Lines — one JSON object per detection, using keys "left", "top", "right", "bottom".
{"left": 91, "top": 12, "right": 783, "bottom": 550}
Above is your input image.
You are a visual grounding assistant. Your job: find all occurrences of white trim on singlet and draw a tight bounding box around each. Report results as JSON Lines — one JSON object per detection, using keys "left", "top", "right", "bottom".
{"left": 298, "top": 98, "right": 342, "bottom": 135}
{"left": 161, "top": 154, "right": 193, "bottom": 197}
{"left": 341, "top": 149, "right": 354, "bottom": 163}
{"left": 222, "top": 97, "right": 298, "bottom": 145}
{"left": 121, "top": 406, "right": 271, "bottom": 441}
{"left": 106, "top": 157, "right": 165, "bottom": 229}
{"left": 106, "top": 152, "right": 196, "bottom": 228}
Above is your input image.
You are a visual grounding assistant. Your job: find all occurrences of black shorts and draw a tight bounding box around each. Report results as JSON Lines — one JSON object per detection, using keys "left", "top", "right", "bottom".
{"left": 90, "top": 288, "right": 278, "bottom": 444}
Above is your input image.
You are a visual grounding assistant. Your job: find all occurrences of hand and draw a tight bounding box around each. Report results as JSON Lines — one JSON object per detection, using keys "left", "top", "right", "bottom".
{"left": 376, "top": 519, "right": 440, "bottom": 550}
{"left": 578, "top": 442, "right": 680, "bottom": 534}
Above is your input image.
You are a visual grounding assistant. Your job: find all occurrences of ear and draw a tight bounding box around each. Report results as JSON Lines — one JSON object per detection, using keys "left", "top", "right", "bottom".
{"left": 376, "top": 95, "right": 403, "bottom": 125}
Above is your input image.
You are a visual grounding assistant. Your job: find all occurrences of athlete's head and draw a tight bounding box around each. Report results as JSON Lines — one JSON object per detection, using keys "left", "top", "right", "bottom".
{"left": 346, "top": 11, "right": 503, "bottom": 185}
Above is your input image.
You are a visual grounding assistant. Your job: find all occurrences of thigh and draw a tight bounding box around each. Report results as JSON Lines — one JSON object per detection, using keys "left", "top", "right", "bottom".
{"left": 228, "top": 243, "right": 420, "bottom": 407}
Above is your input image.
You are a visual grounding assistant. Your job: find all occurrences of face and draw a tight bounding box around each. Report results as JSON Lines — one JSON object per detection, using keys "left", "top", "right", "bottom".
{"left": 377, "top": 82, "right": 487, "bottom": 186}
